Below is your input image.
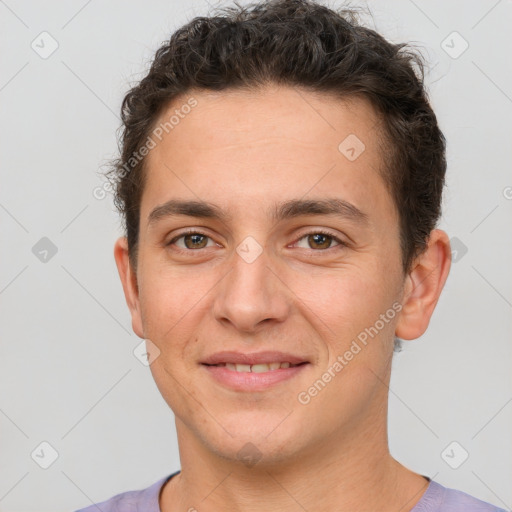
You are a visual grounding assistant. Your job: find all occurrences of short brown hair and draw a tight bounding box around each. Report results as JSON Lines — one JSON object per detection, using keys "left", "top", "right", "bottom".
{"left": 108, "top": 0, "right": 446, "bottom": 276}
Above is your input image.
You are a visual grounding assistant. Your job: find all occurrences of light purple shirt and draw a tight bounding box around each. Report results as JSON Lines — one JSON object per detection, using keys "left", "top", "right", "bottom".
{"left": 74, "top": 472, "right": 507, "bottom": 511}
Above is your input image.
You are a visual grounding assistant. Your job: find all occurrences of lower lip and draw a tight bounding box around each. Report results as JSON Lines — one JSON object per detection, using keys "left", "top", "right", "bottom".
{"left": 202, "top": 364, "right": 309, "bottom": 391}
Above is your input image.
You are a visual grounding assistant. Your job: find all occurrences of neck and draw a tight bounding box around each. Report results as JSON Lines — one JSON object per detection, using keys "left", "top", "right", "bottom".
{"left": 160, "top": 403, "right": 429, "bottom": 512}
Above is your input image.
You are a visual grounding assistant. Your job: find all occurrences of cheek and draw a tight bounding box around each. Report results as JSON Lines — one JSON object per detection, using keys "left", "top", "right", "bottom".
{"left": 138, "top": 271, "right": 190, "bottom": 348}
{"left": 140, "top": 272, "right": 209, "bottom": 411}
{"left": 296, "top": 263, "right": 399, "bottom": 355}
{"left": 138, "top": 265, "right": 217, "bottom": 364}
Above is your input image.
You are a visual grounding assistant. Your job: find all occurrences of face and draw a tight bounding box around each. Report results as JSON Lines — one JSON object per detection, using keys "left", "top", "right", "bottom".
{"left": 116, "top": 85, "right": 418, "bottom": 465}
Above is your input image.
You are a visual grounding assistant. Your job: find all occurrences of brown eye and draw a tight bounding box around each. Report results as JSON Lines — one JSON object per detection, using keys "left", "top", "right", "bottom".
{"left": 307, "top": 233, "right": 333, "bottom": 250}
{"left": 295, "top": 231, "right": 343, "bottom": 250}
{"left": 183, "top": 233, "right": 208, "bottom": 249}
{"left": 168, "top": 232, "right": 214, "bottom": 250}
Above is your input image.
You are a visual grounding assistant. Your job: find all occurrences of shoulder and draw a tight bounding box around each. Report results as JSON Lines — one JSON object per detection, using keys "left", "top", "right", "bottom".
{"left": 73, "top": 473, "right": 175, "bottom": 512}
{"left": 413, "top": 480, "right": 507, "bottom": 512}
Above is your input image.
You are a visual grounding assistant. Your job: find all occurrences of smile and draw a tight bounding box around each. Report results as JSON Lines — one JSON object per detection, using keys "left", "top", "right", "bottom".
{"left": 202, "top": 361, "right": 309, "bottom": 392}
{"left": 207, "top": 362, "right": 304, "bottom": 372}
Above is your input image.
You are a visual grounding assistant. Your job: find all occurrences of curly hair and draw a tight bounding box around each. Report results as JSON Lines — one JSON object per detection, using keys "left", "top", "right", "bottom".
{"left": 108, "top": 0, "right": 446, "bottom": 282}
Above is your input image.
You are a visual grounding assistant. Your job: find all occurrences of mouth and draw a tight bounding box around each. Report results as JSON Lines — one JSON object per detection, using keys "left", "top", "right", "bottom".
{"left": 201, "top": 351, "right": 310, "bottom": 391}
{"left": 203, "top": 361, "right": 307, "bottom": 372}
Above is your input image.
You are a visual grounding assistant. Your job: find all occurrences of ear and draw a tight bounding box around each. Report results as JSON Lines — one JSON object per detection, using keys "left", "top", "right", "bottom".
{"left": 113, "top": 236, "right": 144, "bottom": 339}
{"left": 395, "top": 229, "right": 451, "bottom": 340}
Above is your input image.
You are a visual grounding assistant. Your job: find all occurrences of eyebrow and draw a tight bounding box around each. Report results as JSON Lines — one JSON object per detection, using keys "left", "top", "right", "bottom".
{"left": 147, "top": 198, "right": 368, "bottom": 227}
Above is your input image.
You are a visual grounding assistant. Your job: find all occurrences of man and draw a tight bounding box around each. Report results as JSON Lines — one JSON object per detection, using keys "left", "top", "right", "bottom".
{"left": 75, "top": 0, "right": 505, "bottom": 510}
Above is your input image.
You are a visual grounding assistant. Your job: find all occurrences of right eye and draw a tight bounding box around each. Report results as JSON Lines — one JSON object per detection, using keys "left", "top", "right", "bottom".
{"left": 167, "top": 231, "right": 217, "bottom": 251}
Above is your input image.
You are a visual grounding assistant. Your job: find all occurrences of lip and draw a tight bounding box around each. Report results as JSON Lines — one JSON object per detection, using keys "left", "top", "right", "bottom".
{"left": 202, "top": 363, "right": 309, "bottom": 392}
{"left": 201, "top": 350, "right": 308, "bottom": 366}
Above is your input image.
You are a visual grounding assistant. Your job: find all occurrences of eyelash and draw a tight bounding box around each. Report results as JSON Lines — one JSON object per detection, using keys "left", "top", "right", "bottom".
{"left": 166, "top": 229, "right": 347, "bottom": 254}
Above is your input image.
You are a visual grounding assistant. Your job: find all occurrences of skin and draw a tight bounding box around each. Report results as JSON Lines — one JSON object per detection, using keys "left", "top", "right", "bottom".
{"left": 114, "top": 85, "right": 451, "bottom": 512}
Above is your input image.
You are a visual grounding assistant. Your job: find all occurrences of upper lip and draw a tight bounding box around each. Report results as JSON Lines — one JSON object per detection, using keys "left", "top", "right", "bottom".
{"left": 202, "top": 351, "right": 308, "bottom": 366}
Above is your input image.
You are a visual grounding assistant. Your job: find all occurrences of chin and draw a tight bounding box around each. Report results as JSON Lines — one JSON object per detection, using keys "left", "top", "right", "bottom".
{"left": 209, "top": 437, "right": 301, "bottom": 469}
{"left": 198, "top": 412, "right": 307, "bottom": 466}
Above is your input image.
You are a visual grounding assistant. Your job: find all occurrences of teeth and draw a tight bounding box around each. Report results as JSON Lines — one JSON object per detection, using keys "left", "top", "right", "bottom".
{"left": 251, "top": 364, "right": 270, "bottom": 373}
{"left": 215, "top": 362, "right": 298, "bottom": 372}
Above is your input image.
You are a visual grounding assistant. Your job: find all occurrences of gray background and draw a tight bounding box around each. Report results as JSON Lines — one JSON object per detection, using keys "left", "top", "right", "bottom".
{"left": 1, "top": 0, "right": 511, "bottom": 511}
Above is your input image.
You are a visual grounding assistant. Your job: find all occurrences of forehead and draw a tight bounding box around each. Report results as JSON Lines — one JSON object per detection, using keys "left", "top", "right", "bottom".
{"left": 141, "top": 85, "right": 394, "bottom": 226}
{"left": 153, "top": 85, "right": 382, "bottom": 153}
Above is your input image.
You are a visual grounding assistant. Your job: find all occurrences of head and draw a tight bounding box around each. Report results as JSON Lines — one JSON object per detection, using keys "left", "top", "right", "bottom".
{"left": 113, "top": 0, "right": 450, "bottom": 468}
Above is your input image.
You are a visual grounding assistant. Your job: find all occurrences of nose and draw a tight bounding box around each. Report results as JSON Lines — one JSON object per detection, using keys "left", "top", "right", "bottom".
{"left": 212, "top": 241, "right": 291, "bottom": 334}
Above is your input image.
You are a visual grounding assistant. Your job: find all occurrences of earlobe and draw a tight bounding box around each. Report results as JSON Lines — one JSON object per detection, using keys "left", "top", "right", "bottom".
{"left": 113, "top": 237, "right": 144, "bottom": 339}
{"left": 395, "top": 229, "right": 452, "bottom": 340}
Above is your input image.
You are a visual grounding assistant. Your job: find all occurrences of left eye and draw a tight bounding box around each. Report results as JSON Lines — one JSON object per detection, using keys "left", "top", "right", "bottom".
{"left": 295, "top": 232, "right": 343, "bottom": 250}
